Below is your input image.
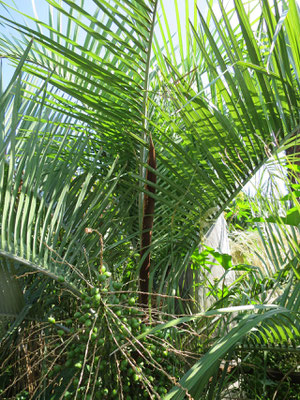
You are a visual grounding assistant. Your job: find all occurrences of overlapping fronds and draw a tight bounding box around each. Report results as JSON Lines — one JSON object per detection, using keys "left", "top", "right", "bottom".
{"left": 0, "top": 57, "right": 144, "bottom": 325}
{"left": 0, "top": 0, "right": 299, "bottom": 300}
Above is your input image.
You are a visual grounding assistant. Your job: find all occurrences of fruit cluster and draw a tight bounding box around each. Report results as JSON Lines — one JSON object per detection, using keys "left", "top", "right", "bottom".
{"left": 47, "top": 269, "right": 183, "bottom": 399}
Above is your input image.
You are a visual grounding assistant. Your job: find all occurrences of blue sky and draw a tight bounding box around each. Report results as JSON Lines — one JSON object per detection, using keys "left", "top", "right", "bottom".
{"left": 0, "top": 0, "right": 206, "bottom": 86}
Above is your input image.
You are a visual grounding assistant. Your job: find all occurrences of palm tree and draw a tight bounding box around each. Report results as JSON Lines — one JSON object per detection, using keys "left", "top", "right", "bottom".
{"left": 0, "top": 0, "right": 299, "bottom": 398}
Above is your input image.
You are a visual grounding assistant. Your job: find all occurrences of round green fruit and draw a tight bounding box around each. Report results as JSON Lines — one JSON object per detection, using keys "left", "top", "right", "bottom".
{"left": 84, "top": 319, "right": 92, "bottom": 327}
{"left": 128, "top": 297, "right": 136, "bottom": 306}
{"left": 112, "top": 282, "right": 122, "bottom": 290}
{"left": 93, "top": 293, "right": 101, "bottom": 304}
{"left": 120, "top": 294, "right": 127, "bottom": 302}
{"left": 120, "top": 359, "right": 128, "bottom": 370}
{"left": 91, "top": 287, "right": 100, "bottom": 295}
{"left": 98, "top": 274, "right": 107, "bottom": 283}
{"left": 133, "top": 373, "right": 140, "bottom": 382}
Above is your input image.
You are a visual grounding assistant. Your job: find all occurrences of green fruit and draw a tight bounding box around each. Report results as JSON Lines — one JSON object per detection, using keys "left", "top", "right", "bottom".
{"left": 91, "top": 287, "right": 100, "bottom": 295}
{"left": 84, "top": 319, "right": 92, "bottom": 327}
{"left": 120, "top": 325, "right": 131, "bottom": 335}
{"left": 93, "top": 293, "right": 101, "bottom": 304}
{"left": 158, "top": 387, "right": 167, "bottom": 395}
{"left": 110, "top": 296, "right": 119, "bottom": 305}
{"left": 98, "top": 338, "right": 105, "bottom": 346}
{"left": 120, "top": 359, "right": 128, "bottom": 370}
{"left": 57, "top": 330, "right": 64, "bottom": 336}
{"left": 128, "top": 297, "right": 136, "bottom": 306}
{"left": 131, "top": 318, "right": 139, "bottom": 329}
{"left": 120, "top": 294, "right": 127, "bottom": 302}
{"left": 133, "top": 373, "right": 140, "bottom": 382}
{"left": 150, "top": 344, "right": 156, "bottom": 352}
{"left": 112, "top": 282, "right": 122, "bottom": 290}
{"left": 104, "top": 271, "right": 112, "bottom": 277}
{"left": 98, "top": 274, "right": 107, "bottom": 282}
{"left": 48, "top": 317, "right": 56, "bottom": 324}
{"left": 74, "top": 362, "right": 82, "bottom": 369}
{"left": 58, "top": 275, "right": 65, "bottom": 283}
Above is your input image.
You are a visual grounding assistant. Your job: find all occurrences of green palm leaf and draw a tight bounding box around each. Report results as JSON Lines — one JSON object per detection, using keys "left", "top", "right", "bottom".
{"left": 0, "top": 0, "right": 299, "bottom": 307}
